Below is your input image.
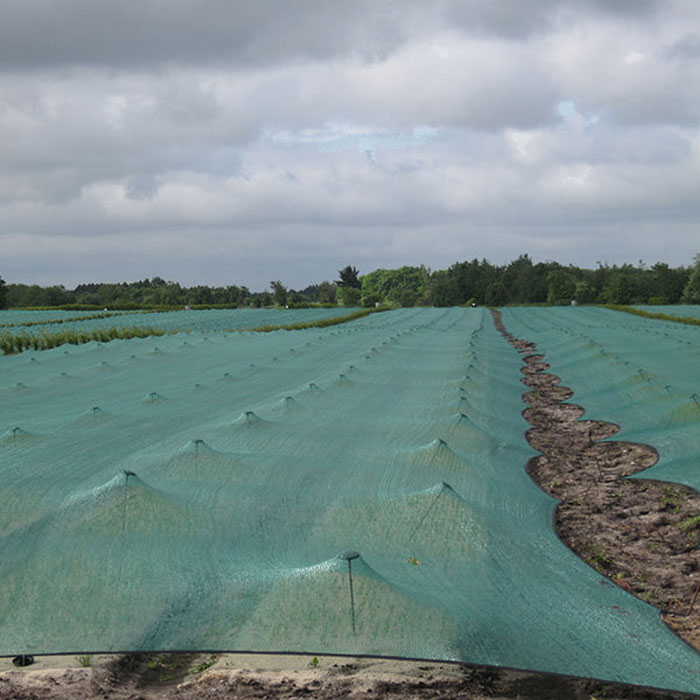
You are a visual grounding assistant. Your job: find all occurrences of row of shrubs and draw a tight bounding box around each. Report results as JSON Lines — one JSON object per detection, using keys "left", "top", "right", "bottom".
{"left": 602, "top": 304, "right": 700, "bottom": 327}
{"left": 0, "top": 310, "right": 137, "bottom": 329}
{"left": 0, "top": 307, "right": 391, "bottom": 355}
{"left": 16, "top": 302, "right": 338, "bottom": 312}
{"left": 0, "top": 326, "right": 168, "bottom": 355}
{"left": 249, "top": 306, "right": 390, "bottom": 332}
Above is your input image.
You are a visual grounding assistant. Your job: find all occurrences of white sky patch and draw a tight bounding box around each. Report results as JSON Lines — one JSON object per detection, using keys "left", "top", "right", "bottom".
{"left": 506, "top": 129, "right": 540, "bottom": 163}
{"left": 263, "top": 124, "right": 441, "bottom": 154}
{"left": 431, "top": 43, "right": 449, "bottom": 59}
{"left": 624, "top": 51, "right": 645, "bottom": 65}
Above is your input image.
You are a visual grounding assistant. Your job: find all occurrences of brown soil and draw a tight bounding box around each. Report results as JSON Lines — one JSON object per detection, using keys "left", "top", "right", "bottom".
{"left": 490, "top": 309, "right": 700, "bottom": 652}
{"left": 3, "top": 311, "right": 700, "bottom": 699}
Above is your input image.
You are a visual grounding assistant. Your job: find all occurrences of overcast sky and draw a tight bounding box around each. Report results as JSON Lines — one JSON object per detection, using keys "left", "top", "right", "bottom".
{"left": 1, "top": 0, "right": 699, "bottom": 290}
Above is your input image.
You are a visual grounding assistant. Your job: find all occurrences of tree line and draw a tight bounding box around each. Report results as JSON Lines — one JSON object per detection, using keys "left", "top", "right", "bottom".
{"left": 1, "top": 255, "right": 699, "bottom": 310}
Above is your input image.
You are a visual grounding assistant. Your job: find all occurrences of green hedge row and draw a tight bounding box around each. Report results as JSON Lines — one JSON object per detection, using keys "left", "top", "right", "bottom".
{"left": 0, "top": 326, "right": 169, "bottom": 355}
{"left": 601, "top": 304, "right": 700, "bottom": 327}
{"left": 248, "top": 306, "right": 391, "bottom": 333}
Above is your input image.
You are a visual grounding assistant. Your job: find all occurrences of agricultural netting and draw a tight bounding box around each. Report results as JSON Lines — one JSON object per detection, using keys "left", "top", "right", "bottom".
{"left": 0, "top": 309, "right": 139, "bottom": 327}
{"left": 0, "top": 306, "right": 357, "bottom": 338}
{"left": 501, "top": 306, "right": 700, "bottom": 495}
{"left": 1, "top": 307, "right": 699, "bottom": 693}
{"left": 637, "top": 304, "right": 700, "bottom": 320}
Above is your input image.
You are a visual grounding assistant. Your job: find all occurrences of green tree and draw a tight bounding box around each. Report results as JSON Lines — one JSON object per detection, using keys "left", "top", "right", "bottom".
{"left": 337, "top": 265, "right": 361, "bottom": 289}
{"left": 270, "top": 280, "right": 288, "bottom": 306}
{"left": 547, "top": 268, "right": 576, "bottom": 305}
{"left": 317, "top": 281, "right": 337, "bottom": 304}
{"left": 430, "top": 270, "right": 460, "bottom": 306}
{"left": 0, "top": 275, "right": 7, "bottom": 309}
{"left": 338, "top": 286, "right": 361, "bottom": 307}
{"left": 682, "top": 254, "right": 700, "bottom": 303}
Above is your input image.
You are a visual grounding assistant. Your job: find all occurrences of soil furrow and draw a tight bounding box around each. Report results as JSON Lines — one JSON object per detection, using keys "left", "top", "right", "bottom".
{"left": 491, "top": 309, "right": 700, "bottom": 652}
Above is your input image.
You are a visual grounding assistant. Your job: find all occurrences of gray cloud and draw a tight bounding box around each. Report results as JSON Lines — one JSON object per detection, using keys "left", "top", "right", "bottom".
{"left": 0, "top": 0, "right": 415, "bottom": 71}
{"left": 0, "top": 0, "right": 699, "bottom": 289}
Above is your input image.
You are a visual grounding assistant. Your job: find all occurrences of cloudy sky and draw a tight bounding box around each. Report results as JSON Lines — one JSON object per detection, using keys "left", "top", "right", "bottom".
{"left": 1, "top": 0, "right": 699, "bottom": 290}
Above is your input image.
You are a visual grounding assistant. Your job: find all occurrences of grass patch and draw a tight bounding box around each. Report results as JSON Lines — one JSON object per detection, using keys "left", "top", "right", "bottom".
{"left": 680, "top": 515, "right": 700, "bottom": 532}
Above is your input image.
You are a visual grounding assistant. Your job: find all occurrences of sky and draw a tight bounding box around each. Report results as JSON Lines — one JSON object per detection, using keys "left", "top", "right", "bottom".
{"left": 1, "top": 0, "right": 699, "bottom": 291}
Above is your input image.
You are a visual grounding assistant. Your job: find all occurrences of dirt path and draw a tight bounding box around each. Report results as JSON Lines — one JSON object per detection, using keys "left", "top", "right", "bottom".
{"left": 491, "top": 309, "right": 700, "bottom": 651}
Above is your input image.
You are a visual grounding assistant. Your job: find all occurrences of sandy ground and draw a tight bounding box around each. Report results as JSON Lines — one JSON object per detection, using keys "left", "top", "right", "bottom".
{"left": 3, "top": 651, "right": 700, "bottom": 699}
{"left": 2, "top": 311, "right": 700, "bottom": 699}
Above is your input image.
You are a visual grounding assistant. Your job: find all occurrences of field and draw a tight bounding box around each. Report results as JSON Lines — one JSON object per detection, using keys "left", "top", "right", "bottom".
{"left": 2, "top": 306, "right": 700, "bottom": 697}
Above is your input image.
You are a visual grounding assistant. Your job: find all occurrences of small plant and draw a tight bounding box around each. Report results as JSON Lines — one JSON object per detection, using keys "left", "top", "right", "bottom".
{"left": 680, "top": 515, "right": 700, "bottom": 532}
{"left": 407, "top": 556, "right": 422, "bottom": 566}
{"left": 76, "top": 655, "right": 92, "bottom": 667}
{"left": 189, "top": 654, "right": 219, "bottom": 675}
{"left": 147, "top": 655, "right": 163, "bottom": 670}
{"left": 660, "top": 486, "right": 681, "bottom": 513}
{"left": 587, "top": 544, "right": 611, "bottom": 571}
{"left": 308, "top": 657, "right": 319, "bottom": 668}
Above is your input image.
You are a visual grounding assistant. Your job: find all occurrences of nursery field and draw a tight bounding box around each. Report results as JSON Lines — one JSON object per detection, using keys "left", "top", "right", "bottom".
{"left": 637, "top": 304, "right": 700, "bottom": 320}
{"left": 0, "top": 306, "right": 356, "bottom": 336}
{"left": 1, "top": 307, "right": 700, "bottom": 694}
{"left": 502, "top": 306, "right": 700, "bottom": 492}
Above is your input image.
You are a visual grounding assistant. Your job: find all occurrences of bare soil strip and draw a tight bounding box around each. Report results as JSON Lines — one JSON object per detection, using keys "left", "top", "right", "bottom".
{"left": 491, "top": 309, "right": 700, "bottom": 652}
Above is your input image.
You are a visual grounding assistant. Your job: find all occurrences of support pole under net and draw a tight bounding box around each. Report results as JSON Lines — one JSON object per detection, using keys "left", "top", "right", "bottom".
{"left": 339, "top": 550, "right": 360, "bottom": 634}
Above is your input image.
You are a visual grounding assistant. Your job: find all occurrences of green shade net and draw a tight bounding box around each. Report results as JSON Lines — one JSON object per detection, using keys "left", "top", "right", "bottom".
{"left": 501, "top": 306, "right": 700, "bottom": 493}
{"left": 0, "top": 307, "right": 356, "bottom": 337}
{"left": 2, "top": 307, "right": 700, "bottom": 693}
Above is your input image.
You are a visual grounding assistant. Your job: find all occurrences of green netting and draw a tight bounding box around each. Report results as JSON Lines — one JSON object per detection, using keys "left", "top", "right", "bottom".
{"left": 501, "top": 306, "right": 700, "bottom": 493}
{"left": 2, "top": 307, "right": 700, "bottom": 693}
{"left": 638, "top": 304, "right": 700, "bottom": 319}
{"left": 0, "top": 307, "right": 356, "bottom": 337}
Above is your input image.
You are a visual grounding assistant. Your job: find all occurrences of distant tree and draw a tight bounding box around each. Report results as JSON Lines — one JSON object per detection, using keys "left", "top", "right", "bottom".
{"left": 0, "top": 275, "right": 6, "bottom": 309}
{"left": 485, "top": 280, "right": 508, "bottom": 306}
{"left": 574, "top": 279, "right": 595, "bottom": 304}
{"left": 188, "top": 285, "right": 214, "bottom": 305}
{"left": 682, "top": 254, "right": 700, "bottom": 303}
{"left": 270, "top": 280, "right": 288, "bottom": 306}
{"left": 337, "top": 265, "right": 361, "bottom": 289}
{"left": 502, "top": 254, "right": 536, "bottom": 304}
{"left": 317, "top": 281, "right": 337, "bottom": 304}
{"left": 547, "top": 268, "right": 576, "bottom": 305}
{"left": 338, "top": 286, "right": 361, "bottom": 307}
{"left": 651, "top": 263, "right": 687, "bottom": 304}
{"left": 430, "top": 270, "right": 460, "bottom": 307}
{"left": 288, "top": 289, "right": 304, "bottom": 304}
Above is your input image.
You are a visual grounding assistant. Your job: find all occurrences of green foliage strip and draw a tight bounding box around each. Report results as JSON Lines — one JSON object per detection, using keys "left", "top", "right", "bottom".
{"left": 0, "top": 307, "right": 390, "bottom": 355}
{"left": 0, "top": 310, "right": 138, "bottom": 329}
{"left": 601, "top": 304, "right": 700, "bottom": 327}
{"left": 248, "top": 306, "right": 390, "bottom": 333}
{"left": 0, "top": 326, "right": 169, "bottom": 355}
